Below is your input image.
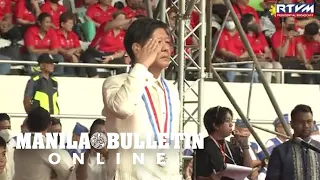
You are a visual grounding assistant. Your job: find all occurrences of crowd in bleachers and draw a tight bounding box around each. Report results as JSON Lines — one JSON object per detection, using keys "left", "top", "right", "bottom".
{"left": 212, "top": 0, "right": 320, "bottom": 84}
{"left": 0, "top": 0, "right": 320, "bottom": 83}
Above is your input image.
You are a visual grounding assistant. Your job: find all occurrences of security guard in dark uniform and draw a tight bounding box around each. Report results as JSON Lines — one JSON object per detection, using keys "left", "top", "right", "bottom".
{"left": 23, "top": 53, "right": 60, "bottom": 115}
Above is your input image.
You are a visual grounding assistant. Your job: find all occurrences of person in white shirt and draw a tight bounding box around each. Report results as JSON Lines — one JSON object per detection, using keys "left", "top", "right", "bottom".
{"left": 265, "top": 114, "right": 291, "bottom": 153}
{"left": 257, "top": 114, "right": 291, "bottom": 180}
{"left": 13, "top": 107, "right": 74, "bottom": 180}
{"left": 102, "top": 18, "right": 181, "bottom": 180}
{"left": 75, "top": 119, "right": 108, "bottom": 180}
{"left": 311, "top": 121, "right": 320, "bottom": 142}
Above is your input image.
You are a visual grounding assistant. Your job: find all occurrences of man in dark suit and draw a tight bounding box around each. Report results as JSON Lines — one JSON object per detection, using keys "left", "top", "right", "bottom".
{"left": 266, "top": 104, "right": 320, "bottom": 180}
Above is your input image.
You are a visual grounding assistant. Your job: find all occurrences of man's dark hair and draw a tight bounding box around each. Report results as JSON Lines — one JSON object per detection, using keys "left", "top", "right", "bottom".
{"left": 240, "top": 13, "right": 255, "bottom": 33}
{"left": 0, "top": 136, "right": 6, "bottom": 149}
{"left": 0, "top": 113, "right": 10, "bottom": 122}
{"left": 291, "top": 104, "right": 313, "bottom": 121}
{"left": 124, "top": 18, "right": 169, "bottom": 64}
{"left": 27, "top": 107, "right": 51, "bottom": 132}
{"left": 203, "top": 106, "right": 233, "bottom": 134}
{"left": 50, "top": 117, "right": 61, "bottom": 126}
{"left": 135, "top": 15, "right": 147, "bottom": 18}
{"left": 89, "top": 119, "right": 105, "bottom": 138}
{"left": 37, "top": 12, "right": 51, "bottom": 25}
{"left": 59, "top": 12, "right": 75, "bottom": 27}
{"left": 114, "top": 1, "right": 124, "bottom": 9}
{"left": 304, "top": 22, "right": 319, "bottom": 36}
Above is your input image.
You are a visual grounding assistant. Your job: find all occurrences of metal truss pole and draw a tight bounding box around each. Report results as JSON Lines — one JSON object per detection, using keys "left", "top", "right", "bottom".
{"left": 197, "top": 0, "right": 206, "bottom": 134}
{"left": 177, "top": 0, "right": 186, "bottom": 175}
{"left": 162, "top": 0, "right": 205, "bottom": 175}
{"left": 159, "top": 0, "right": 166, "bottom": 22}
{"left": 205, "top": 1, "right": 212, "bottom": 74}
{"left": 224, "top": 0, "right": 292, "bottom": 136}
{"left": 167, "top": 0, "right": 205, "bottom": 135}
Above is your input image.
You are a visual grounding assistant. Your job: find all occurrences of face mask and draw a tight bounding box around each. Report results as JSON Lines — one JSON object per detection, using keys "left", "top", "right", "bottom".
{"left": 225, "top": 21, "right": 236, "bottom": 30}
{"left": 287, "top": 24, "right": 295, "bottom": 31}
{"left": 0, "top": 129, "right": 12, "bottom": 143}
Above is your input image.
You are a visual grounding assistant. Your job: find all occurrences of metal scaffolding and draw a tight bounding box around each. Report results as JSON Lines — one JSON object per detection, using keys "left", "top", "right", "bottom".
{"left": 167, "top": 0, "right": 206, "bottom": 135}
{"left": 153, "top": 0, "right": 293, "bottom": 164}
{"left": 150, "top": 0, "right": 206, "bottom": 136}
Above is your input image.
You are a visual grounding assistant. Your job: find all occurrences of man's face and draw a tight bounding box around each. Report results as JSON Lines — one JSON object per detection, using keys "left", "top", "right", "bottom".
{"left": 0, "top": 147, "right": 6, "bottom": 173}
{"left": 61, "top": 19, "right": 74, "bottom": 32}
{"left": 41, "top": 63, "right": 54, "bottom": 73}
{"left": 148, "top": 28, "right": 172, "bottom": 69}
{"left": 72, "top": 134, "right": 80, "bottom": 142}
{"left": 291, "top": 112, "right": 313, "bottom": 139}
{"left": 0, "top": 120, "right": 10, "bottom": 130}
{"left": 285, "top": 17, "right": 295, "bottom": 29}
{"left": 275, "top": 124, "right": 286, "bottom": 135}
{"left": 50, "top": 124, "right": 62, "bottom": 133}
{"left": 168, "top": 11, "right": 177, "bottom": 29}
{"left": 114, "top": 14, "right": 126, "bottom": 29}
{"left": 236, "top": 127, "right": 251, "bottom": 136}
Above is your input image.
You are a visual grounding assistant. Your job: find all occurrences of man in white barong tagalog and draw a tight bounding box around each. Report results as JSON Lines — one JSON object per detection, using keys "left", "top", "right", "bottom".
{"left": 102, "top": 18, "right": 181, "bottom": 180}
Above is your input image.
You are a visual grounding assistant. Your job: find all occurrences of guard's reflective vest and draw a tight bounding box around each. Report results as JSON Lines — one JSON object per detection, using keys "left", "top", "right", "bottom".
{"left": 31, "top": 75, "right": 60, "bottom": 114}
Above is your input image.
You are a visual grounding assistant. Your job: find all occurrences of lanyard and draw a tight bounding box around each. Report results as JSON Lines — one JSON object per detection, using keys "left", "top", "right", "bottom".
{"left": 142, "top": 78, "right": 173, "bottom": 144}
{"left": 210, "top": 136, "right": 236, "bottom": 165}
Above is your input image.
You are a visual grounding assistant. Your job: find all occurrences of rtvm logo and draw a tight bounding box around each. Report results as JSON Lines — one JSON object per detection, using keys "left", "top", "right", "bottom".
{"left": 275, "top": 4, "right": 314, "bottom": 17}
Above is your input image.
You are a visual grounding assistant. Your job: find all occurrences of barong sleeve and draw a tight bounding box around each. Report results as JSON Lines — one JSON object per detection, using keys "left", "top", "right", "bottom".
{"left": 265, "top": 147, "right": 282, "bottom": 180}
{"left": 102, "top": 63, "right": 153, "bottom": 119}
{"left": 45, "top": 149, "right": 75, "bottom": 180}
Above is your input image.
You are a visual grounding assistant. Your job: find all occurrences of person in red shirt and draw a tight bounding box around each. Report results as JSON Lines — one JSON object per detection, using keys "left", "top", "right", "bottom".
{"left": 80, "top": 11, "right": 133, "bottom": 77}
{"left": 296, "top": 22, "right": 320, "bottom": 84}
{"left": 271, "top": 17, "right": 301, "bottom": 83}
{"left": 271, "top": 17, "right": 298, "bottom": 58}
{"left": 217, "top": 16, "right": 258, "bottom": 82}
{"left": 57, "top": 12, "right": 83, "bottom": 76}
{"left": 0, "top": 0, "right": 12, "bottom": 24}
{"left": 14, "top": 0, "right": 41, "bottom": 34}
{"left": 23, "top": 12, "right": 64, "bottom": 75}
{"left": 241, "top": 13, "right": 283, "bottom": 83}
{"left": 232, "top": 0, "right": 260, "bottom": 24}
{"left": 40, "top": 0, "right": 66, "bottom": 29}
{"left": 86, "top": 0, "right": 117, "bottom": 28}
{"left": 122, "top": 0, "right": 146, "bottom": 18}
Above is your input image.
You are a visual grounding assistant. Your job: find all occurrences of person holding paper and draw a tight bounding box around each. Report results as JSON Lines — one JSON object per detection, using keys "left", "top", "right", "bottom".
{"left": 102, "top": 18, "right": 180, "bottom": 180}
{"left": 194, "top": 106, "right": 252, "bottom": 180}
{"left": 266, "top": 104, "right": 320, "bottom": 180}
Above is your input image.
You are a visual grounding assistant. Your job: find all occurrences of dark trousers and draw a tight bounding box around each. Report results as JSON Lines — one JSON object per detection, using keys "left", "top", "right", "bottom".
{"left": 280, "top": 58, "right": 320, "bottom": 84}
{"left": 80, "top": 48, "right": 127, "bottom": 77}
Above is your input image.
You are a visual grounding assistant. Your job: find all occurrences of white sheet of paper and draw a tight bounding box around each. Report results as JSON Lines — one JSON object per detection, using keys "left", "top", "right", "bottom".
{"left": 220, "top": 163, "right": 252, "bottom": 180}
